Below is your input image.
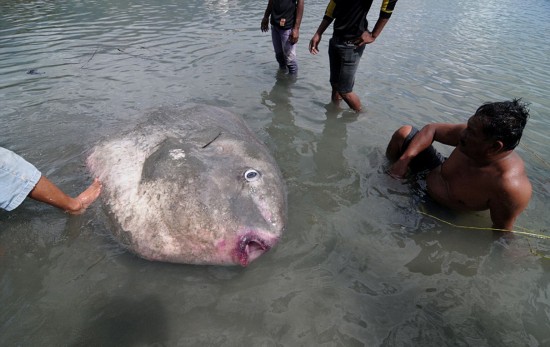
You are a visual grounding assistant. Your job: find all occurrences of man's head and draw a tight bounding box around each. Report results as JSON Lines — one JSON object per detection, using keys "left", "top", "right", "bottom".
{"left": 472, "top": 99, "right": 530, "bottom": 151}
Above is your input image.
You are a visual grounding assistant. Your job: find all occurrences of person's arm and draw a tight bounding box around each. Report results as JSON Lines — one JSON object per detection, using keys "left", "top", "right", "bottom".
{"left": 309, "top": 1, "right": 335, "bottom": 55}
{"left": 389, "top": 123, "right": 464, "bottom": 178}
{"left": 309, "top": 18, "right": 332, "bottom": 54}
{"left": 289, "top": 0, "right": 304, "bottom": 44}
{"left": 489, "top": 176, "right": 532, "bottom": 231}
{"left": 261, "top": 0, "right": 273, "bottom": 32}
{"left": 356, "top": 0, "right": 398, "bottom": 46}
{"left": 29, "top": 176, "right": 102, "bottom": 215}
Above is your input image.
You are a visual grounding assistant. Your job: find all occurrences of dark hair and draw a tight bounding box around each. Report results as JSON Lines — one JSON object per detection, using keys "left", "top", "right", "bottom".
{"left": 473, "top": 99, "right": 530, "bottom": 150}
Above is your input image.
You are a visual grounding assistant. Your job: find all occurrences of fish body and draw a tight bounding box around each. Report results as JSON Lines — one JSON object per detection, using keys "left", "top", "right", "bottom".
{"left": 87, "top": 105, "right": 287, "bottom": 266}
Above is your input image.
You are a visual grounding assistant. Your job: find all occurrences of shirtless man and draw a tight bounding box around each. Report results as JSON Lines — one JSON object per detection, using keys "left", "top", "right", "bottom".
{"left": 1, "top": 146, "right": 102, "bottom": 214}
{"left": 386, "top": 99, "right": 532, "bottom": 231}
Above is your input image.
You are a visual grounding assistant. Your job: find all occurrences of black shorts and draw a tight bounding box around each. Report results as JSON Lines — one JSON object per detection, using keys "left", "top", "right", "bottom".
{"left": 328, "top": 37, "right": 366, "bottom": 94}
{"left": 402, "top": 127, "right": 446, "bottom": 174}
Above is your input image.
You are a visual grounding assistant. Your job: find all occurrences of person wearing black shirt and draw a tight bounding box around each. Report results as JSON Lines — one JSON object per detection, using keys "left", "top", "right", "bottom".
{"left": 309, "top": 0, "right": 397, "bottom": 111}
{"left": 261, "top": 0, "right": 304, "bottom": 75}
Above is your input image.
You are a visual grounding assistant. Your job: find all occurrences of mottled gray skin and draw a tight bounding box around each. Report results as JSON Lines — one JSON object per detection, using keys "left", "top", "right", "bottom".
{"left": 87, "top": 105, "right": 287, "bottom": 266}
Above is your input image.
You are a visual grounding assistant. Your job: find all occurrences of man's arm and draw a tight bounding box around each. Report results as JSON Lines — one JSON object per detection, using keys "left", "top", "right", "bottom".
{"left": 309, "top": 18, "right": 333, "bottom": 54}
{"left": 29, "top": 176, "right": 102, "bottom": 215}
{"left": 489, "top": 176, "right": 532, "bottom": 231}
{"left": 289, "top": 0, "right": 304, "bottom": 44}
{"left": 356, "top": 18, "right": 388, "bottom": 46}
{"left": 389, "top": 123, "right": 464, "bottom": 178}
{"left": 261, "top": 0, "right": 273, "bottom": 32}
{"left": 356, "top": 0, "right": 398, "bottom": 46}
{"left": 309, "top": 1, "right": 335, "bottom": 55}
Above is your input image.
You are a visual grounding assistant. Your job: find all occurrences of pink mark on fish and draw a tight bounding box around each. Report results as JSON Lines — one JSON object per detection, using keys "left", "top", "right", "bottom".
{"left": 233, "top": 232, "right": 276, "bottom": 267}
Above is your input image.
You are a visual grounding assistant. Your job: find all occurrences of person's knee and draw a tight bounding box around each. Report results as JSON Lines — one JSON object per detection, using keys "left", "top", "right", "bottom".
{"left": 339, "top": 91, "right": 361, "bottom": 111}
{"left": 339, "top": 91, "right": 353, "bottom": 100}
{"left": 387, "top": 125, "right": 413, "bottom": 159}
{"left": 339, "top": 91, "right": 358, "bottom": 104}
{"left": 393, "top": 125, "right": 413, "bottom": 141}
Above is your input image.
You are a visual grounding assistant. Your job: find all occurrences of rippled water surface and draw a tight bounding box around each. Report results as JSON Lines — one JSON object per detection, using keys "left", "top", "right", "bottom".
{"left": 1, "top": 0, "right": 549, "bottom": 345}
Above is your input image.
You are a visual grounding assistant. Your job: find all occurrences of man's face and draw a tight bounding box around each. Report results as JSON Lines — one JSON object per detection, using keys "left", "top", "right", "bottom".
{"left": 458, "top": 116, "right": 495, "bottom": 158}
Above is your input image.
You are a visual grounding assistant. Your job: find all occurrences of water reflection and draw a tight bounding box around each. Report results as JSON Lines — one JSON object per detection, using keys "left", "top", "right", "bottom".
{"left": 262, "top": 72, "right": 300, "bottom": 180}
{"left": 262, "top": 72, "right": 361, "bottom": 214}
{"left": 205, "top": 0, "right": 229, "bottom": 14}
{"left": 72, "top": 295, "right": 168, "bottom": 346}
{"left": 404, "top": 224, "right": 496, "bottom": 277}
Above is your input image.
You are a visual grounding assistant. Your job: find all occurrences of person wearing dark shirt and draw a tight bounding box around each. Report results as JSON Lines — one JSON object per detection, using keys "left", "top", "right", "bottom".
{"left": 309, "top": 0, "right": 397, "bottom": 111}
{"left": 261, "top": 0, "right": 304, "bottom": 75}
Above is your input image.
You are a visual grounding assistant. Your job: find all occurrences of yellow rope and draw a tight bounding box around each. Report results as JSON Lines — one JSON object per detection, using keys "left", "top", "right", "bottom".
{"left": 526, "top": 238, "right": 550, "bottom": 260}
{"left": 522, "top": 143, "right": 550, "bottom": 169}
{"left": 416, "top": 209, "right": 550, "bottom": 240}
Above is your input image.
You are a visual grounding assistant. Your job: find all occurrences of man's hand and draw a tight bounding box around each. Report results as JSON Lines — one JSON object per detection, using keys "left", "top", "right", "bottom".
{"left": 388, "top": 159, "right": 409, "bottom": 179}
{"left": 353, "top": 31, "right": 375, "bottom": 47}
{"left": 309, "top": 33, "right": 321, "bottom": 54}
{"left": 290, "top": 28, "right": 300, "bottom": 44}
{"left": 261, "top": 17, "right": 269, "bottom": 32}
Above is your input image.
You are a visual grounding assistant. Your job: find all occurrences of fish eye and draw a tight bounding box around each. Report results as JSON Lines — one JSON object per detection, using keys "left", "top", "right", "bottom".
{"left": 244, "top": 169, "right": 260, "bottom": 182}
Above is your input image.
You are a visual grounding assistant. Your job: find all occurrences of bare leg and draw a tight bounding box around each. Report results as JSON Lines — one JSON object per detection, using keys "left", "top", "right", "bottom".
{"left": 340, "top": 92, "right": 362, "bottom": 112}
{"left": 28, "top": 176, "right": 102, "bottom": 215}
{"left": 386, "top": 125, "right": 413, "bottom": 161}
{"left": 331, "top": 88, "right": 342, "bottom": 107}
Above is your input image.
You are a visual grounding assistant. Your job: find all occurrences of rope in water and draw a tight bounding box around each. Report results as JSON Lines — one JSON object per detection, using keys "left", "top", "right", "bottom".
{"left": 522, "top": 143, "right": 550, "bottom": 169}
{"left": 416, "top": 209, "right": 550, "bottom": 240}
{"left": 417, "top": 209, "right": 550, "bottom": 259}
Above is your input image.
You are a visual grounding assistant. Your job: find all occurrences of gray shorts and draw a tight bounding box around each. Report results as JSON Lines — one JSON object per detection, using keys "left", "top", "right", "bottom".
{"left": 402, "top": 127, "right": 446, "bottom": 174}
{"left": 328, "top": 37, "right": 366, "bottom": 94}
{"left": 0, "top": 147, "right": 41, "bottom": 211}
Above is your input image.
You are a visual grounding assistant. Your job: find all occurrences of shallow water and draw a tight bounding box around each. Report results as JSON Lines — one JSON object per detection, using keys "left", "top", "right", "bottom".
{"left": 1, "top": 0, "right": 549, "bottom": 345}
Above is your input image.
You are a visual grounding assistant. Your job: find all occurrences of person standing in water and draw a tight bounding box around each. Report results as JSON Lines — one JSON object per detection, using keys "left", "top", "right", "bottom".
{"left": 309, "top": 0, "right": 398, "bottom": 112}
{"left": 261, "top": 0, "right": 304, "bottom": 75}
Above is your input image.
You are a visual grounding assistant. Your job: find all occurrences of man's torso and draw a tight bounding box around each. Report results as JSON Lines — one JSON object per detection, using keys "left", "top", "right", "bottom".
{"left": 426, "top": 149, "right": 526, "bottom": 212}
{"left": 327, "top": 0, "right": 374, "bottom": 39}
{"left": 271, "top": 0, "right": 297, "bottom": 29}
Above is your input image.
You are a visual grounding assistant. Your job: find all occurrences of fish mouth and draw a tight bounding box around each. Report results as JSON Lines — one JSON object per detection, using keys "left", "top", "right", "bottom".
{"left": 235, "top": 233, "right": 274, "bottom": 267}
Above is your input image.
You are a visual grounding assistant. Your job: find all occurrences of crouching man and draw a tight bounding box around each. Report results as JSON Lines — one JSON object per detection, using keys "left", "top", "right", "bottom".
{"left": 386, "top": 99, "right": 532, "bottom": 231}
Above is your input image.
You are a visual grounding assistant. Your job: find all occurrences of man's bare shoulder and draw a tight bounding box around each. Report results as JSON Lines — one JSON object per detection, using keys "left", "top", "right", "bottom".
{"left": 486, "top": 152, "right": 531, "bottom": 228}
{"left": 493, "top": 153, "right": 532, "bottom": 204}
